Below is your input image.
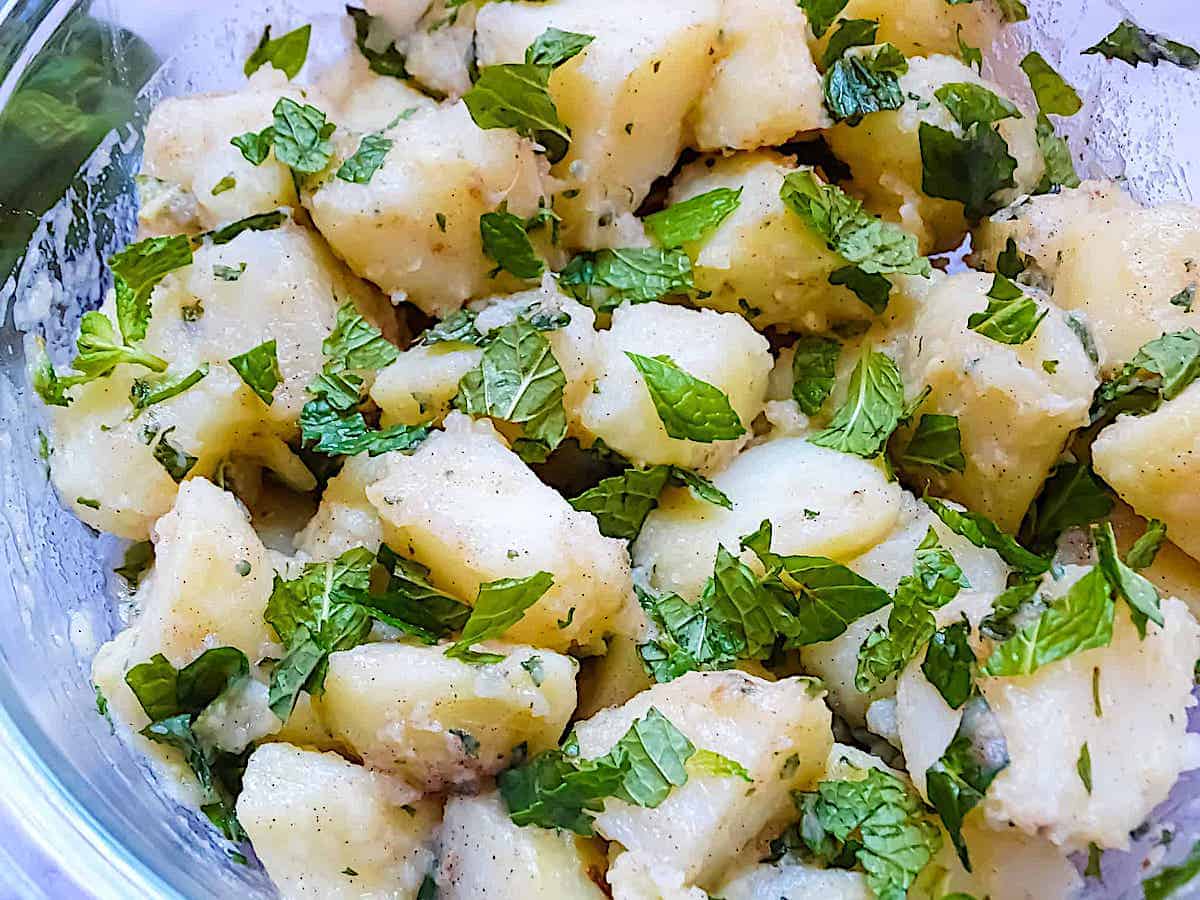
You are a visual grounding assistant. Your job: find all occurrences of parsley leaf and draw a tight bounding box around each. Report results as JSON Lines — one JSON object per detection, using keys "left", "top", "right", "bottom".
{"left": 558, "top": 248, "right": 693, "bottom": 312}
{"left": 925, "top": 692, "right": 1009, "bottom": 870}
{"left": 934, "top": 82, "right": 1022, "bottom": 128}
{"left": 336, "top": 133, "right": 393, "bottom": 184}
{"left": 821, "top": 19, "right": 880, "bottom": 69}
{"left": 244, "top": 24, "right": 310, "bottom": 80}
{"left": 129, "top": 365, "right": 210, "bottom": 417}
{"left": 823, "top": 43, "right": 908, "bottom": 125}
{"left": 967, "top": 274, "right": 1048, "bottom": 344}
{"left": 799, "top": 0, "right": 851, "bottom": 38}
{"left": 481, "top": 209, "right": 545, "bottom": 280}
{"left": 900, "top": 414, "right": 966, "bottom": 473}
{"left": 228, "top": 340, "right": 282, "bottom": 405}
{"left": 643, "top": 187, "right": 742, "bottom": 248}
{"left": 922, "top": 618, "right": 975, "bottom": 709}
{"left": 919, "top": 121, "right": 1017, "bottom": 220}
{"left": 109, "top": 235, "right": 193, "bottom": 344}
{"left": 1084, "top": 20, "right": 1200, "bottom": 70}
{"left": 446, "top": 572, "right": 555, "bottom": 664}
{"left": 1020, "top": 52, "right": 1082, "bottom": 117}
{"left": 927, "top": 497, "right": 1051, "bottom": 575}
{"left": 346, "top": 6, "right": 408, "bottom": 78}
{"left": 272, "top": 98, "right": 335, "bottom": 174}
{"left": 1019, "top": 461, "right": 1113, "bottom": 555}
{"left": 72, "top": 312, "right": 167, "bottom": 378}
{"left": 625, "top": 352, "right": 745, "bottom": 443}
{"left": 809, "top": 349, "right": 905, "bottom": 459}
{"left": 792, "top": 335, "right": 842, "bottom": 416}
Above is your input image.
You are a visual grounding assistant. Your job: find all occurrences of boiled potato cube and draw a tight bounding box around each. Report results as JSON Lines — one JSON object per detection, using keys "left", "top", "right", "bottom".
{"left": 890, "top": 270, "right": 1097, "bottom": 532}
{"left": 579, "top": 302, "right": 771, "bottom": 473}
{"left": 1094, "top": 381, "right": 1200, "bottom": 563}
{"left": 304, "top": 101, "right": 548, "bottom": 316}
{"left": 365, "top": 413, "right": 630, "bottom": 652}
{"left": 294, "top": 455, "right": 391, "bottom": 561}
{"left": 394, "top": 0, "right": 478, "bottom": 99}
{"left": 475, "top": 0, "right": 723, "bottom": 250}
{"left": 50, "top": 222, "right": 387, "bottom": 538}
{"left": 316, "top": 51, "right": 436, "bottom": 133}
{"left": 139, "top": 69, "right": 302, "bottom": 235}
{"left": 238, "top": 743, "right": 439, "bottom": 900}
{"left": 572, "top": 670, "right": 833, "bottom": 891}
{"left": 437, "top": 791, "right": 606, "bottom": 899}
{"left": 371, "top": 344, "right": 482, "bottom": 428}
{"left": 808, "top": 0, "right": 997, "bottom": 60}
{"left": 666, "top": 152, "right": 883, "bottom": 332}
{"left": 827, "top": 55, "right": 1043, "bottom": 253}
{"left": 716, "top": 862, "right": 871, "bottom": 900}
{"left": 632, "top": 436, "right": 902, "bottom": 601}
{"left": 690, "top": 0, "right": 828, "bottom": 151}
{"left": 315, "top": 641, "right": 577, "bottom": 790}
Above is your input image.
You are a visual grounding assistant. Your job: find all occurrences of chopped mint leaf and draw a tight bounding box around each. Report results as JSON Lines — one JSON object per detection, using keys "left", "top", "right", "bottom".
{"left": 798, "top": 0, "right": 851, "bottom": 38}
{"left": 791, "top": 335, "right": 842, "bottom": 416}
{"left": 996, "top": 236, "right": 1028, "bottom": 279}
{"left": 822, "top": 43, "right": 908, "bottom": 125}
{"left": 1020, "top": 52, "right": 1082, "bottom": 117}
{"left": 346, "top": 6, "right": 408, "bottom": 78}
{"left": 625, "top": 352, "right": 745, "bottom": 443}
{"left": 900, "top": 414, "right": 966, "bottom": 473}
{"left": 126, "top": 647, "right": 249, "bottom": 723}
{"left": 272, "top": 97, "right": 335, "bottom": 174}
{"left": 481, "top": 209, "right": 545, "bottom": 280}
{"left": 828, "top": 265, "right": 892, "bottom": 313}
{"left": 30, "top": 337, "right": 84, "bottom": 407}
{"left": 558, "top": 248, "right": 694, "bottom": 312}
{"left": 228, "top": 340, "right": 282, "bottom": 406}
{"left": 922, "top": 618, "right": 975, "bottom": 709}
{"left": 129, "top": 365, "right": 210, "bottom": 416}
{"left": 211, "top": 174, "right": 236, "bottom": 196}
{"left": 524, "top": 27, "right": 594, "bottom": 68}
{"left": 967, "top": 274, "right": 1048, "bottom": 344}
{"left": 1034, "top": 114, "right": 1081, "bottom": 193}
{"left": 569, "top": 466, "right": 671, "bottom": 540}
{"left": 925, "top": 693, "right": 1009, "bottom": 870}
{"left": 213, "top": 263, "right": 246, "bottom": 282}
{"left": 520, "top": 655, "right": 545, "bottom": 687}
{"left": 244, "top": 24, "right": 310, "bottom": 80}
{"left": 446, "top": 572, "right": 555, "bottom": 664}
{"left": 1094, "top": 522, "right": 1163, "bottom": 634}
{"left": 300, "top": 401, "right": 429, "bottom": 457}
{"left": 1084, "top": 20, "right": 1200, "bottom": 70}
{"left": 809, "top": 349, "right": 905, "bottom": 459}
{"left": 419, "top": 309, "right": 484, "bottom": 346}
{"left": 1077, "top": 742, "right": 1093, "bottom": 794}
{"left": 76, "top": 497, "right": 101, "bottom": 510}
{"left": 1097, "top": 329, "right": 1200, "bottom": 422}
{"left": 668, "top": 467, "right": 732, "bottom": 509}
{"left": 323, "top": 303, "right": 400, "bottom": 372}
{"left": 935, "top": 82, "right": 1022, "bottom": 128}
{"left": 919, "top": 121, "right": 1018, "bottom": 220}
{"left": 451, "top": 728, "right": 480, "bottom": 758}
{"left": 779, "top": 169, "right": 930, "bottom": 276}
{"left": 927, "top": 497, "right": 1050, "bottom": 574}
{"left": 204, "top": 210, "right": 286, "bottom": 246}
{"left": 1086, "top": 842, "right": 1104, "bottom": 881}
{"left": 1171, "top": 285, "right": 1196, "bottom": 312}
{"left": 643, "top": 187, "right": 742, "bottom": 248}
{"left": 995, "top": 0, "right": 1029, "bottom": 23}
{"left": 1143, "top": 840, "right": 1200, "bottom": 900}
{"left": 1127, "top": 519, "right": 1168, "bottom": 571}
{"left": 687, "top": 748, "right": 752, "bottom": 782}
{"left": 335, "top": 133, "right": 393, "bottom": 184}
{"left": 109, "top": 234, "right": 194, "bottom": 343}
{"left": 821, "top": 18, "right": 880, "bottom": 69}
{"left": 231, "top": 128, "right": 274, "bottom": 166}
{"left": 980, "top": 579, "right": 1041, "bottom": 642}
{"left": 146, "top": 426, "right": 198, "bottom": 482}
{"left": 956, "top": 24, "right": 983, "bottom": 71}
{"left": 1020, "top": 461, "right": 1113, "bottom": 554}
{"left": 114, "top": 540, "right": 154, "bottom": 589}
{"left": 366, "top": 546, "right": 471, "bottom": 640}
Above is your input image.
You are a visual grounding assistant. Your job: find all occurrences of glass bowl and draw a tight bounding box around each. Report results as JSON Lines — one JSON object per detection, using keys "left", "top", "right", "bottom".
{"left": 0, "top": 0, "right": 1197, "bottom": 896}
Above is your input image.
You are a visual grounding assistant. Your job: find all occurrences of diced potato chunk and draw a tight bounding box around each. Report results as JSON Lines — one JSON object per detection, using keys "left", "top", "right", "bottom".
{"left": 716, "top": 862, "right": 871, "bottom": 900}
{"left": 475, "top": 0, "right": 723, "bottom": 249}
{"left": 1094, "top": 381, "right": 1200, "bottom": 563}
{"left": 572, "top": 670, "right": 833, "bottom": 891}
{"left": 579, "top": 302, "right": 771, "bottom": 473}
{"left": 50, "top": 222, "right": 386, "bottom": 538}
{"left": 294, "top": 455, "right": 391, "bottom": 561}
{"left": 139, "top": 69, "right": 302, "bottom": 234}
{"left": 690, "top": 0, "right": 827, "bottom": 151}
{"left": 315, "top": 641, "right": 577, "bottom": 790}
{"left": 437, "top": 791, "right": 606, "bottom": 899}
{"left": 632, "top": 436, "right": 902, "bottom": 600}
{"left": 826, "top": 55, "right": 1043, "bottom": 253}
{"left": 238, "top": 743, "right": 439, "bottom": 900}
{"left": 395, "top": 0, "right": 478, "bottom": 100}
{"left": 365, "top": 413, "right": 630, "bottom": 651}
{"left": 316, "top": 52, "right": 437, "bottom": 133}
{"left": 891, "top": 270, "right": 1097, "bottom": 532}
{"left": 304, "top": 101, "right": 547, "bottom": 316}
{"left": 808, "top": 0, "right": 997, "bottom": 60}
{"left": 371, "top": 344, "right": 483, "bottom": 428}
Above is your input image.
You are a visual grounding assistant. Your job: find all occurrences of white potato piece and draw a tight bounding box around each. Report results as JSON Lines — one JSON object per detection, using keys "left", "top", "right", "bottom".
{"left": 238, "top": 743, "right": 439, "bottom": 900}
{"left": 632, "top": 436, "right": 902, "bottom": 600}
{"left": 577, "top": 634, "right": 654, "bottom": 719}
{"left": 365, "top": 413, "right": 630, "bottom": 652}
{"left": 690, "top": 0, "right": 827, "bottom": 151}
{"left": 716, "top": 862, "right": 871, "bottom": 900}
{"left": 891, "top": 270, "right": 1097, "bottom": 532}
{"left": 371, "top": 343, "right": 482, "bottom": 427}
{"left": 316, "top": 641, "right": 577, "bottom": 790}
{"left": 304, "top": 101, "right": 547, "bottom": 316}
{"left": 667, "top": 152, "right": 882, "bottom": 332}
{"left": 802, "top": 493, "right": 1009, "bottom": 725}
{"left": 605, "top": 851, "right": 708, "bottom": 900}
{"left": 827, "top": 55, "right": 1043, "bottom": 254}
{"left": 475, "top": 0, "right": 723, "bottom": 249}
{"left": 572, "top": 670, "right": 833, "bottom": 891}
{"left": 50, "top": 222, "right": 387, "bottom": 538}
{"left": 396, "top": 0, "right": 478, "bottom": 99}
{"left": 438, "top": 791, "right": 606, "bottom": 900}
{"left": 363, "top": 0, "right": 430, "bottom": 35}
{"left": 580, "top": 302, "right": 771, "bottom": 473}
{"left": 807, "top": 0, "right": 997, "bottom": 60}
{"left": 294, "top": 455, "right": 390, "bottom": 561}
{"left": 1095, "top": 381, "right": 1200, "bottom": 564}
{"left": 939, "top": 820, "right": 1083, "bottom": 900}
{"left": 139, "top": 69, "right": 302, "bottom": 234}
{"left": 316, "top": 51, "right": 436, "bottom": 132}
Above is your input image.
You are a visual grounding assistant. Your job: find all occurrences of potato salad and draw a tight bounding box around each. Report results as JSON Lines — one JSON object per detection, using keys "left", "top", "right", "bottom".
{"left": 31, "top": 2, "right": 1200, "bottom": 898}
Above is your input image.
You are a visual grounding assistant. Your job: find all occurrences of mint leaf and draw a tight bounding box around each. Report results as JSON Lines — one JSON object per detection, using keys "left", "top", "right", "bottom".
{"left": 231, "top": 128, "right": 274, "bottom": 166}
{"left": 204, "top": 210, "right": 286, "bottom": 245}
{"left": 625, "top": 352, "right": 745, "bottom": 443}
{"left": 821, "top": 19, "right": 880, "bottom": 68}
{"left": 114, "top": 540, "right": 154, "bottom": 589}
{"left": 1106, "top": 329, "right": 1200, "bottom": 403}
{"left": 446, "top": 572, "right": 555, "bottom": 664}
{"left": 636, "top": 584, "right": 742, "bottom": 681}
{"left": 822, "top": 43, "right": 908, "bottom": 125}
{"left": 791, "top": 335, "right": 842, "bottom": 416}
{"left": 829, "top": 265, "right": 892, "bottom": 313}
{"left": 481, "top": 209, "right": 545, "bottom": 280}
{"left": 956, "top": 24, "right": 983, "bottom": 72}
{"left": 996, "top": 0, "right": 1029, "bottom": 22}
{"left": 109, "top": 235, "right": 193, "bottom": 344}
{"left": 934, "top": 82, "right": 1022, "bottom": 128}
{"left": 967, "top": 274, "right": 1047, "bottom": 344}
{"left": 983, "top": 567, "right": 1114, "bottom": 676}
{"left": 798, "top": 0, "right": 851, "bottom": 38}
{"left": 1094, "top": 522, "right": 1163, "bottom": 633}
{"left": 244, "top": 24, "right": 310, "bottom": 80}
{"left": 272, "top": 97, "right": 335, "bottom": 174}
{"left": 687, "top": 747, "right": 751, "bottom": 781}
{"left": 146, "top": 426, "right": 197, "bottom": 482}
{"left": 228, "top": 340, "right": 282, "bottom": 405}
{"left": 779, "top": 170, "right": 929, "bottom": 276}
{"left": 1020, "top": 52, "right": 1082, "bottom": 117}
{"left": 1077, "top": 742, "right": 1093, "bottom": 793}
{"left": 1143, "top": 840, "right": 1200, "bottom": 900}
{"left": 927, "top": 497, "right": 1051, "bottom": 575}
{"left": 1019, "top": 461, "right": 1113, "bottom": 555}
{"left": 129, "top": 365, "right": 210, "bottom": 416}
{"left": 323, "top": 303, "right": 399, "bottom": 372}
{"left": 346, "top": 6, "right": 408, "bottom": 78}
{"left": 558, "top": 248, "right": 693, "bottom": 312}
{"left": 213, "top": 263, "right": 245, "bottom": 282}
{"left": 996, "top": 237, "right": 1028, "bottom": 279}
{"left": 366, "top": 546, "right": 471, "bottom": 638}
{"left": 809, "top": 349, "right": 905, "bottom": 459}
{"left": 597, "top": 707, "right": 694, "bottom": 807}
{"left": 922, "top": 618, "right": 975, "bottom": 709}
{"left": 643, "top": 187, "right": 742, "bottom": 248}
{"left": 456, "top": 316, "right": 568, "bottom": 451}
{"left": 980, "top": 578, "right": 1041, "bottom": 642}
{"left": 419, "top": 309, "right": 484, "bottom": 346}
{"left": 900, "top": 414, "right": 965, "bottom": 473}
{"left": 212, "top": 174, "right": 236, "bottom": 195}
{"left": 300, "top": 401, "right": 429, "bottom": 457}
{"left": 569, "top": 466, "right": 671, "bottom": 540}
{"left": 925, "top": 693, "right": 1009, "bottom": 870}
{"left": 1084, "top": 20, "right": 1200, "bottom": 70}
{"left": 1034, "top": 114, "right": 1081, "bottom": 193}
{"left": 524, "top": 28, "right": 594, "bottom": 68}
{"left": 919, "top": 121, "right": 1017, "bottom": 220}
{"left": 30, "top": 337, "right": 85, "bottom": 407}
{"left": 1126, "top": 519, "right": 1168, "bottom": 571}
{"left": 668, "top": 467, "right": 732, "bottom": 509}
{"left": 1171, "top": 285, "right": 1196, "bottom": 312}
{"left": 336, "top": 132, "right": 393, "bottom": 184}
